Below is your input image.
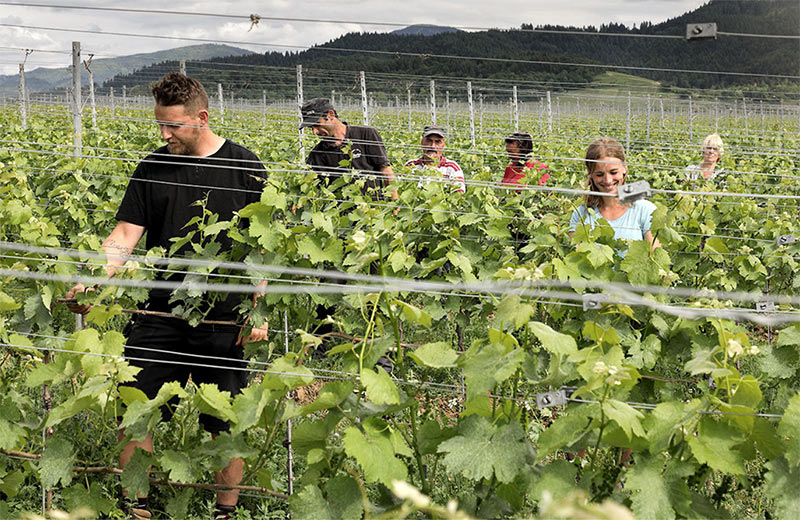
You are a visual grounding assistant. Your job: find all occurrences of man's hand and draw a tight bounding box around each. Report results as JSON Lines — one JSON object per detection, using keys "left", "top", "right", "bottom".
{"left": 65, "top": 283, "right": 94, "bottom": 315}
{"left": 237, "top": 318, "right": 269, "bottom": 346}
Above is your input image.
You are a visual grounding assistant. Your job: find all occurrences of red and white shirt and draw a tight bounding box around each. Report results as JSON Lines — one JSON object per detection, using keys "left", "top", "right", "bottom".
{"left": 501, "top": 159, "right": 550, "bottom": 193}
{"left": 404, "top": 157, "right": 466, "bottom": 194}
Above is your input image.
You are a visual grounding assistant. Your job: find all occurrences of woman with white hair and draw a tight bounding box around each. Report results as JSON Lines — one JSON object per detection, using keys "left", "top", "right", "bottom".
{"left": 685, "top": 134, "right": 725, "bottom": 185}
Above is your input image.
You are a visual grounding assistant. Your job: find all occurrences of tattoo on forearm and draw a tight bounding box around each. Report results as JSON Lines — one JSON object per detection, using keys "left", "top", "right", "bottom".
{"left": 104, "top": 239, "right": 133, "bottom": 256}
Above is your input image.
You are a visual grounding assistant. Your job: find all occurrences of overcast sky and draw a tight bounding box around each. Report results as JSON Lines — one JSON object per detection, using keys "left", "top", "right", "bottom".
{"left": 0, "top": 0, "right": 710, "bottom": 75}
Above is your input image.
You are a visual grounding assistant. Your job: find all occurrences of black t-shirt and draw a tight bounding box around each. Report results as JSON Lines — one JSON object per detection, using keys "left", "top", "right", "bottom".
{"left": 306, "top": 123, "right": 391, "bottom": 191}
{"left": 116, "top": 139, "right": 267, "bottom": 319}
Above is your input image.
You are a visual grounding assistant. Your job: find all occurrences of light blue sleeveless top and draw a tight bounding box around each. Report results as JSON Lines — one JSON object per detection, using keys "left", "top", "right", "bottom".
{"left": 569, "top": 200, "right": 656, "bottom": 241}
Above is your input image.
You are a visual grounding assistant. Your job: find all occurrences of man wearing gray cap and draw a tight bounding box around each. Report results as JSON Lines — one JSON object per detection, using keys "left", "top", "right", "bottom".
{"left": 300, "top": 98, "right": 395, "bottom": 195}
{"left": 404, "top": 125, "right": 465, "bottom": 194}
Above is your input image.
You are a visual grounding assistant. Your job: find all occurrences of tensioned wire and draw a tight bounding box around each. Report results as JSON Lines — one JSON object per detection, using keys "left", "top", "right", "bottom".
{"left": 0, "top": 337, "right": 788, "bottom": 420}
{"left": 4, "top": 144, "right": 800, "bottom": 206}
{"left": 1, "top": 22, "right": 798, "bottom": 81}
{"left": 4, "top": 240, "right": 800, "bottom": 310}
{"left": 10, "top": 103, "right": 799, "bottom": 157}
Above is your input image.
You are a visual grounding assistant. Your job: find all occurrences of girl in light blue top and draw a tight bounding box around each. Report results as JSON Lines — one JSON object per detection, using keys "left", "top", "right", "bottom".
{"left": 569, "top": 137, "right": 660, "bottom": 248}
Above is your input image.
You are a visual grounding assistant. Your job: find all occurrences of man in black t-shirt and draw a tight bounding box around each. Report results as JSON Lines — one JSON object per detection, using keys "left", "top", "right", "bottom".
{"left": 302, "top": 98, "right": 396, "bottom": 196}
{"left": 66, "top": 73, "right": 265, "bottom": 520}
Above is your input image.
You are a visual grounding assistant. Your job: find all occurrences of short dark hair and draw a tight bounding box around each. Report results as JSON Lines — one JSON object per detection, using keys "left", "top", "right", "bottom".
{"left": 505, "top": 132, "right": 533, "bottom": 157}
{"left": 151, "top": 72, "right": 209, "bottom": 113}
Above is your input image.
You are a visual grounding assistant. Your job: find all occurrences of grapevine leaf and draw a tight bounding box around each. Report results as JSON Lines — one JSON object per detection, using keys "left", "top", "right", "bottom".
{"left": 39, "top": 437, "right": 75, "bottom": 489}
{"left": 730, "top": 375, "right": 761, "bottom": 409}
{"left": 409, "top": 342, "right": 458, "bottom": 368}
{"left": 121, "top": 449, "right": 153, "bottom": 499}
{"left": 628, "top": 334, "right": 661, "bottom": 370}
{"left": 165, "top": 489, "right": 193, "bottom": 520}
{"left": 777, "top": 392, "right": 800, "bottom": 466}
{"left": 495, "top": 296, "right": 535, "bottom": 330}
{"left": 0, "top": 417, "right": 25, "bottom": 450}
{"left": 602, "top": 399, "right": 645, "bottom": 440}
{"left": 0, "top": 291, "right": 21, "bottom": 311}
{"left": 776, "top": 325, "right": 800, "bottom": 347}
{"left": 231, "top": 384, "right": 280, "bottom": 435}
{"left": 270, "top": 356, "right": 314, "bottom": 390}
{"left": 624, "top": 454, "right": 674, "bottom": 520}
{"left": 764, "top": 457, "right": 800, "bottom": 517}
{"left": 528, "top": 459, "right": 578, "bottom": 503}
{"left": 0, "top": 470, "right": 25, "bottom": 499}
{"left": 536, "top": 405, "right": 597, "bottom": 461}
{"left": 417, "top": 419, "right": 457, "bottom": 456}
{"left": 687, "top": 418, "right": 745, "bottom": 474}
{"left": 528, "top": 321, "right": 578, "bottom": 355}
{"left": 299, "top": 381, "right": 353, "bottom": 415}
{"left": 643, "top": 401, "right": 683, "bottom": 455}
{"left": 160, "top": 449, "right": 196, "bottom": 483}
{"left": 325, "top": 475, "right": 363, "bottom": 520}
{"left": 459, "top": 342, "right": 524, "bottom": 400}
{"left": 392, "top": 300, "right": 431, "bottom": 328}
{"left": 577, "top": 242, "right": 615, "bottom": 268}
{"left": 752, "top": 418, "right": 785, "bottom": 459}
{"left": 62, "top": 482, "right": 114, "bottom": 516}
{"left": 290, "top": 485, "right": 333, "bottom": 520}
{"left": 759, "top": 345, "right": 798, "bottom": 379}
{"left": 194, "top": 383, "right": 236, "bottom": 423}
{"left": 343, "top": 426, "right": 407, "bottom": 486}
{"left": 361, "top": 368, "right": 400, "bottom": 405}
{"left": 438, "top": 416, "right": 528, "bottom": 483}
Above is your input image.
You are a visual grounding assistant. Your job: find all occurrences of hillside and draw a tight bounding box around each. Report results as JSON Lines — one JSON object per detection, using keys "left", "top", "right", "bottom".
{"left": 0, "top": 44, "right": 253, "bottom": 95}
{"left": 102, "top": 0, "right": 799, "bottom": 99}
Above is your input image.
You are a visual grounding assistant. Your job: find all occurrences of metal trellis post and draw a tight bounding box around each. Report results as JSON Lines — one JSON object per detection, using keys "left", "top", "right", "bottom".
{"left": 284, "top": 311, "right": 294, "bottom": 517}
{"left": 217, "top": 83, "right": 224, "bottom": 124}
{"left": 512, "top": 86, "right": 519, "bottom": 132}
{"left": 179, "top": 59, "right": 186, "bottom": 75}
{"left": 71, "top": 41, "right": 82, "bottom": 159}
{"left": 360, "top": 71, "right": 369, "bottom": 125}
{"left": 467, "top": 81, "right": 475, "bottom": 147}
{"left": 546, "top": 91, "right": 552, "bottom": 134}
{"left": 429, "top": 80, "right": 436, "bottom": 125}
{"left": 296, "top": 64, "right": 305, "bottom": 159}
{"left": 626, "top": 91, "right": 631, "bottom": 151}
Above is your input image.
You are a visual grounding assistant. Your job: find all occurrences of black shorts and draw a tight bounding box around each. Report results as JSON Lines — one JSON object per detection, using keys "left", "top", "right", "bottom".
{"left": 123, "top": 314, "right": 248, "bottom": 434}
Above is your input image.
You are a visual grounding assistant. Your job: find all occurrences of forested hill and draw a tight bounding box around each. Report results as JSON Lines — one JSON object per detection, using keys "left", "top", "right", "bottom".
{"left": 105, "top": 0, "right": 799, "bottom": 97}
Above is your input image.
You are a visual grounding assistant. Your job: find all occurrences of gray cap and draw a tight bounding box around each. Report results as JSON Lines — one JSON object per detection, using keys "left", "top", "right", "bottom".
{"left": 422, "top": 125, "right": 447, "bottom": 139}
{"left": 299, "top": 98, "right": 335, "bottom": 129}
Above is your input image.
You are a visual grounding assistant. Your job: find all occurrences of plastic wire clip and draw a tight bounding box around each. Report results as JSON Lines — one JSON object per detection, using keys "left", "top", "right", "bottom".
{"left": 755, "top": 302, "right": 775, "bottom": 312}
{"left": 617, "top": 181, "right": 651, "bottom": 204}
{"left": 535, "top": 387, "right": 577, "bottom": 410}
{"left": 582, "top": 293, "right": 609, "bottom": 311}
{"left": 686, "top": 23, "right": 717, "bottom": 41}
{"left": 776, "top": 234, "right": 795, "bottom": 246}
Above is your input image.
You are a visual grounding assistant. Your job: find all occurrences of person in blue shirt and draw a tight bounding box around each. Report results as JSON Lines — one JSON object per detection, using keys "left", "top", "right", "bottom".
{"left": 569, "top": 137, "right": 660, "bottom": 248}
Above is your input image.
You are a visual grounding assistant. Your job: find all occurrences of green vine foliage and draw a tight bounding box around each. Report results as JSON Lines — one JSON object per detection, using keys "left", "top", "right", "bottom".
{"left": 1, "top": 104, "right": 799, "bottom": 519}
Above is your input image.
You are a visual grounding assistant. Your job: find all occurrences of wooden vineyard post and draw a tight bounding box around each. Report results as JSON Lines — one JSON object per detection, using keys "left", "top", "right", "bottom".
{"left": 110, "top": 87, "right": 115, "bottom": 115}
{"left": 429, "top": 79, "right": 436, "bottom": 125}
{"left": 446, "top": 90, "right": 450, "bottom": 134}
{"left": 360, "top": 71, "right": 369, "bottom": 125}
{"left": 659, "top": 97, "right": 665, "bottom": 130}
{"left": 71, "top": 41, "right": 82, "bottom": 159}
{"left": 262, "top": 90, "right": 266, "bottom": 124}
{"left": 467, "top": 81, "right": 475, "bottom": 147}
{"left": 122, "top": 85, "right": 127, "bottom": 113}
{"left": 512, "top": 86, "right": 519, "bottom": 132}
{"left": 395, "top": 95, "right": 399, "bottom": 120}
{"left": 229, "top": 91, "right": 234, "bottom": 123}
{"left": 296, "top": 65, "right": 305, "bottom": 159}
{"left": 714, "top": 98, "right": 719, "bottom": 133}
{"left": 556, "top": 96, "right": 560, "bottom": 130}
{"left": 18, "top": 64, "right": 27, "bottom": 130}
{"left": 688, "top": 95, "right": 693, "bottom": 142}
{"left": 760, "top": 100, "right": 765, "bottom": 133}
{"left": 646, "top": 94, "right": 651, "bottom": 140}
{"left": 217, "top": 83, "right": 224, "bottom": 125}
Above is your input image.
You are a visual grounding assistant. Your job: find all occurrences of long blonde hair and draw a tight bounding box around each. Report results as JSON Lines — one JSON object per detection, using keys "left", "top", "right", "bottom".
{"left": 583, "top": 137, "right": 626, "bottom": 209}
